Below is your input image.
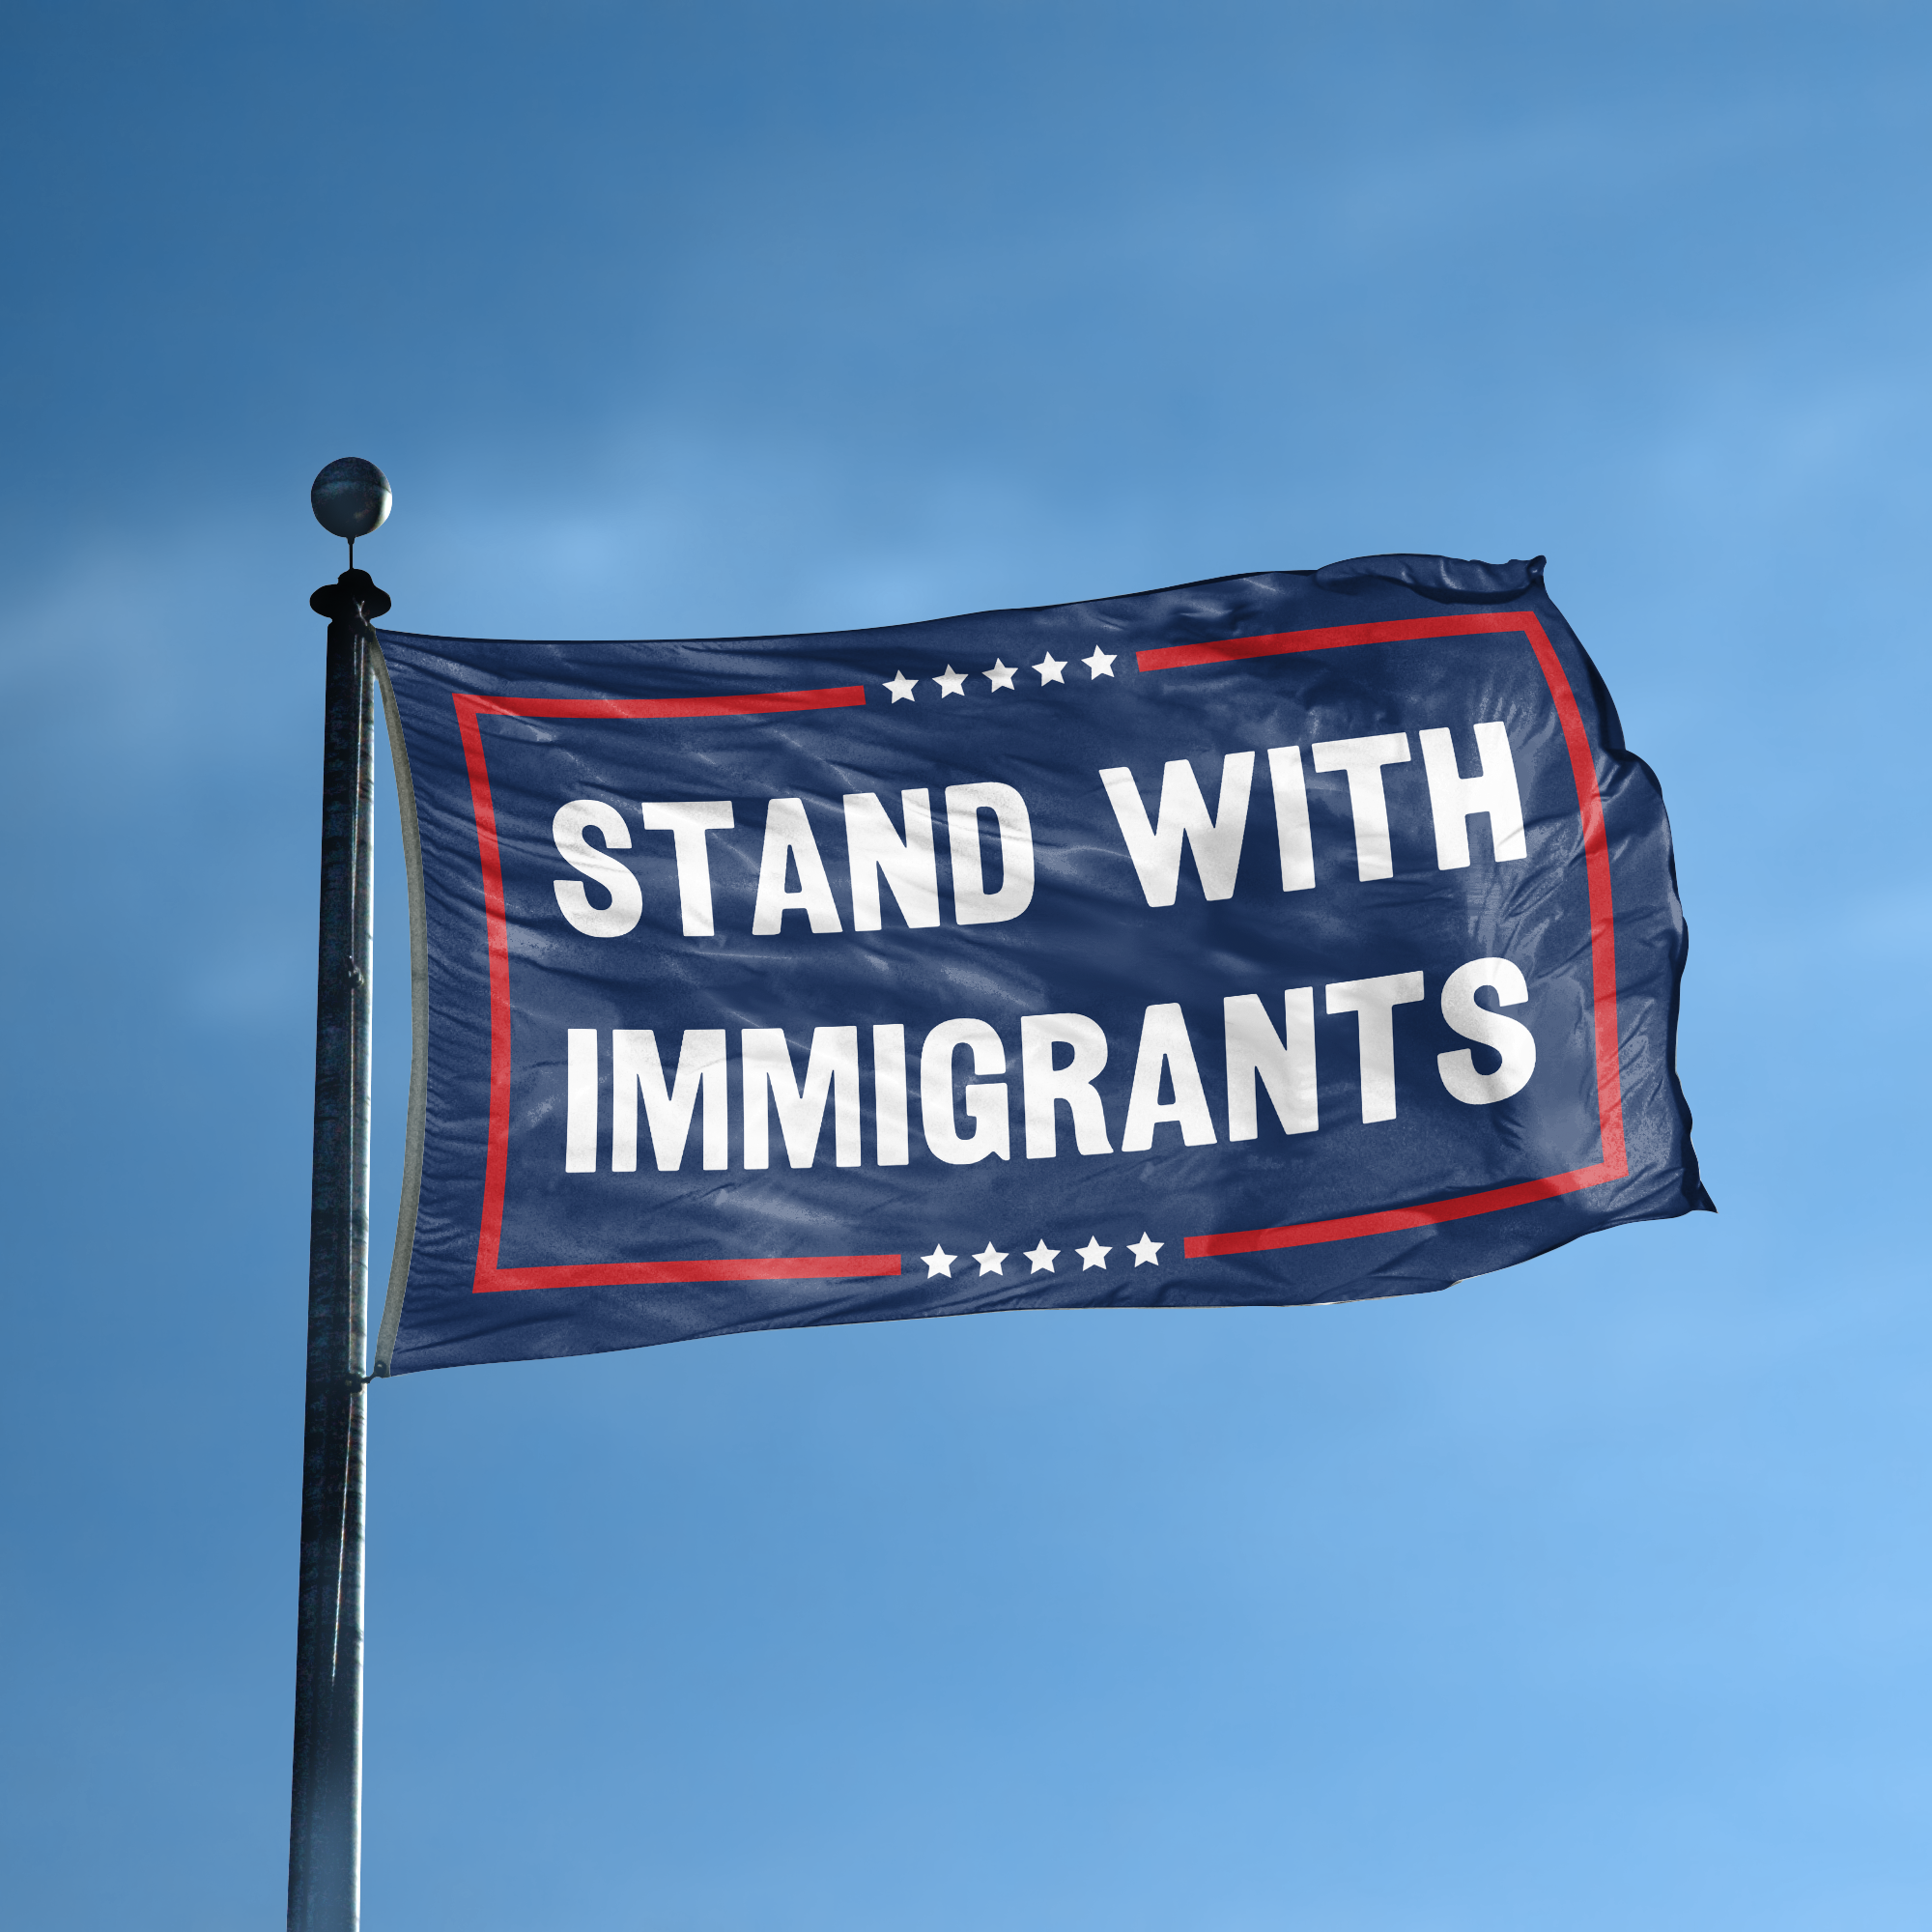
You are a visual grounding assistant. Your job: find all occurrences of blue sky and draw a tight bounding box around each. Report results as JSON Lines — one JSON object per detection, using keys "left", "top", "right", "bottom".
{"left": 3, "top": 3, "right": 1928, "bottom": 1927}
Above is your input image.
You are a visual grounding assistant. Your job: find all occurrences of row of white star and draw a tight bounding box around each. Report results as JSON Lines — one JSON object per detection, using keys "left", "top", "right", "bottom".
{"left": 919, "top": 1234, "right": 1163, "bottom": 1279}
{"left": 883, "top": 649, "right": 1118, "bottom": 701}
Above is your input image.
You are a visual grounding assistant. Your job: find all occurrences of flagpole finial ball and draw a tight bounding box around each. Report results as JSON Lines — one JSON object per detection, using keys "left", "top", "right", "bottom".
{"left": 310, "top": 458, "right": 392, "bottom": 541}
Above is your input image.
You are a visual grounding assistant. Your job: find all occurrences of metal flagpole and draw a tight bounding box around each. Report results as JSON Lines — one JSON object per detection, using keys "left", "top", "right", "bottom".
{"left": 291, "top": 460, "right": 392, "bottom": 1932}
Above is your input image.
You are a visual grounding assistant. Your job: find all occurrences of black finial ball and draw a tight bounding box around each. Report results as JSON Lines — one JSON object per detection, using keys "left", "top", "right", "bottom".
{"left": 310, "top": 457, "right": 392, "bottom": 541}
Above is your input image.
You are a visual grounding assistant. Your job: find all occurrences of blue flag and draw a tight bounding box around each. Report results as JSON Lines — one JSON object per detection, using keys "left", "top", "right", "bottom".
{"left": 370, "top": 554, "right": 1708, "bottom": 1376}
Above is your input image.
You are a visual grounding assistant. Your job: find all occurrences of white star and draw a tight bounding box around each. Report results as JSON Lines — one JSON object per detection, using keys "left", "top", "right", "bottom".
{"left": 1075, "top": 1236, "right": 1112, "bottom": 1270}
{"left": 932, "top": 665, "right": 968, "bottom": 697}
{"left": 1128, "top": 1233, "right": 1164, "bottom": 1267}
{"left": 884, "top": 670, "right": 918, "bottom": 703}
{"left": 923, "top": 1245, "right": 956, "bottom": 1278}
{"left": 1033, "top": 653, "right": 1066, "bottom": 685}
{"left": 983, "top": 659, "right": 1017, "bottom": 692}
{"left": 973, "top": 1242, "right": 1008, "bottom": 1276}
{"left": 1082, "top": 647, "right": 1117, "bottom": 679}
{"left": 1024, "top": 1239, "right": 1060, "bottom": 1275}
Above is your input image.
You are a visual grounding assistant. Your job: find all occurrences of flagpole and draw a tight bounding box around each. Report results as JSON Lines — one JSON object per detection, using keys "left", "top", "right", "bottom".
{"left": 291, "top": 462, "right": 392, "bottom": 1932}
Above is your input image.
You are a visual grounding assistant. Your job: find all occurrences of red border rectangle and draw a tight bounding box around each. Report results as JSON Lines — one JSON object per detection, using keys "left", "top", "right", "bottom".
{"left": 448, "top": 614, "right": 1624, "bottom": 1293}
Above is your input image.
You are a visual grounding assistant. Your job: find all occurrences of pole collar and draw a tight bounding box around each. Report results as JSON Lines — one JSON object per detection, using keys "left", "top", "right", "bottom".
{"left": 311, "top": 568, "right": 392, "bottom": 625}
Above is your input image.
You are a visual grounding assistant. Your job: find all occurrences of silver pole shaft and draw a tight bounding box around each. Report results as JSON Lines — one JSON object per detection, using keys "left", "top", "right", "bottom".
{"left": 289, "top": 574, "right": 380, "bottom": 1932}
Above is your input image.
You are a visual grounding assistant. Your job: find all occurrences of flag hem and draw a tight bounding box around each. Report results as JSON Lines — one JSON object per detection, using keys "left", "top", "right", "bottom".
{"left": 371, "top": 639, "right": 430, "bottom": 1378}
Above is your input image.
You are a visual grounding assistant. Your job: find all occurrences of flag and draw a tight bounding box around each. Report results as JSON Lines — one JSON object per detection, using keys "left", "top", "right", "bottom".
{"left": 370, "top": 554, "right": 1708, "bottom": 1375}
